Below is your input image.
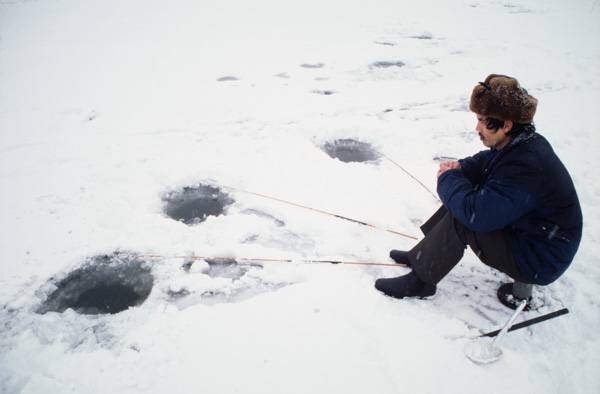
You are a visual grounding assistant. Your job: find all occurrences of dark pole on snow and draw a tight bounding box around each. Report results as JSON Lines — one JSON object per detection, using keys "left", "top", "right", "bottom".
{"left": 481, "top": 308, "right": 570, "bottom": 338}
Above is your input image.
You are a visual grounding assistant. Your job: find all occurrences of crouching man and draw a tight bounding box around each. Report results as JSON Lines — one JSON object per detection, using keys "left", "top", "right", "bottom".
{"left": 375, "top": 74, "right": 583, "bottom": 304}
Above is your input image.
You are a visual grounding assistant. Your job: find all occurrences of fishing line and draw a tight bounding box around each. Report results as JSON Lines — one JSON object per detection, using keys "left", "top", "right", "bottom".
{"left": 376, "top": 151, "right": 442, "bottom": 204}
{"left": 134, "top": 254, "right": 407, "bottom": 267}
{"left": 222, "top": 186, "right": 418, "bottom": 240}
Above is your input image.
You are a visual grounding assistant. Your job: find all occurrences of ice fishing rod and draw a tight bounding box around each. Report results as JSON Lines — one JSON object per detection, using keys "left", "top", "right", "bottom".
{"left": 222, "top": 186, "right": 418, "bottom": 240}
{"left": 134, "top": 254, "right": 407, "bottom": 267}
{"left": 481, "top": 307, "right": 569, "bottom": 338}
{"left": 376, "top": 151, "right": 442, "bottom": 204}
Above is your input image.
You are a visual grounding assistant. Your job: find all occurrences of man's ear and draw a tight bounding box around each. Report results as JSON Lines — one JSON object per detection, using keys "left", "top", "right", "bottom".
{"left": 503, "top": 120, "right": 513, "bottom": 134}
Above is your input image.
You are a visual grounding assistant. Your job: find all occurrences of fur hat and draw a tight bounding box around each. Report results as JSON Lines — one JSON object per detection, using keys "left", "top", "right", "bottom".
{"left": 469, "top": 74, "right": 537, "bottom": 124}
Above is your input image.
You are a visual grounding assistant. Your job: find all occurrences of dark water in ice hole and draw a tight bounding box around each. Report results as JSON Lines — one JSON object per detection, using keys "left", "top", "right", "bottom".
{"left": 323, "top": 139, "right": 379, "bottom": 163}
{"left": 163, "top": 185, "right": 234, "bottom": 225}
{"left": 39, "top": 253, "right": 154, "bottom": 315}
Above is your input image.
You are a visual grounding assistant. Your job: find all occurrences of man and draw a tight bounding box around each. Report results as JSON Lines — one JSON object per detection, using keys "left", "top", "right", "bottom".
{"left": 375, "top": 74, "right": 583, "bottom": 304}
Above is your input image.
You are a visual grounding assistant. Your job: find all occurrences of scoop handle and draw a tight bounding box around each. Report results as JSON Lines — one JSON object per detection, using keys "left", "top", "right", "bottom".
{"left": 492, "top": 300, "right": 528, "bottom": 346}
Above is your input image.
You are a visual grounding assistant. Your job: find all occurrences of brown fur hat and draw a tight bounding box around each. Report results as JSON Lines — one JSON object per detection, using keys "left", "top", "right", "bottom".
{"left": 469, "top": 74, "right": 537, "bottom": 123}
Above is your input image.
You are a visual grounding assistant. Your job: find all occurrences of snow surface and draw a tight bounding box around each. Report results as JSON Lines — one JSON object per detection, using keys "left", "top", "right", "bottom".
{"left": 1, "top": 0, "right": 599, "bottom": 392}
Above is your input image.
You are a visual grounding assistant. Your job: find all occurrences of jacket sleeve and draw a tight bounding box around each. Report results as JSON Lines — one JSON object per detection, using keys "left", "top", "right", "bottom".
{"left": 437, "top": 155, "right": 541, "bottom": 233}
{"left": 458, "top": 151, "right": 487, "bottom": 185}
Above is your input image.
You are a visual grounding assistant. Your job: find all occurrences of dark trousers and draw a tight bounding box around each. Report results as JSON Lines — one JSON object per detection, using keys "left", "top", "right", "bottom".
{"left": 407, "top": 206, "right": 531, "bottom": 285}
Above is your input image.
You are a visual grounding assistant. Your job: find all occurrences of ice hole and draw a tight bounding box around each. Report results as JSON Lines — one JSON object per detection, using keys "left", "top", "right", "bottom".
{"left": 217, "top": 76, "right": 239, "bottom": 82}
{"left": 172, "top": 258, "right": 270, "bottom": 308}
{"left": 300, "top": 63, "right": 325, "bottom": 69}
{"left": 433, "top": 156, "right": 458, "bottom": 163}
{"left": 410, "top": 34, "right": 433, "bottom": 40}
{"left": 312, "top": 90, "right": 336, "bottom": 95}
{"left": 39, "top": 253, "right": 153, "bottom": 315}
{"left": 184, "top": 258, "right": 261, "bottom": 280}
{"left": 323, "top": 139, "right": 379, "bottom": 163}
{"left": 163, "top": 185, "right": 234, "bottom": 225}
{"left": 370, "top": 61, "right": 405, "bottom": 68}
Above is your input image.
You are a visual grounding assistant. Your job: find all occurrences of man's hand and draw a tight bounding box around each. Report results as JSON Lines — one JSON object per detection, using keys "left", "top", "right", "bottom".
{"left": 437, "top": 161, "right": 461, "bottom": 178}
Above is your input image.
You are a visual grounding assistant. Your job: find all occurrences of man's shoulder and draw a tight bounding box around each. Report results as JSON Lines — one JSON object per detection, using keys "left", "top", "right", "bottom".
{"left": 505, "top": 132, "right": 572, "bottom": 181}
{"left": 519, "top": 132, "right": 553, "bottom": 150}
{"left": 505, "top": 133, "right": 552, "bottom": 160}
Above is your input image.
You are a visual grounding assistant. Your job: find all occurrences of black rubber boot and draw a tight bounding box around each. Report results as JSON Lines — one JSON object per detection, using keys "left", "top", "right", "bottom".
{"left": 497, "top": 281, "right": 533, "bottom": 311}
{"left": 389, "top": 250, "right": 411, "bottom": 267}
{"left": 375, "top": 270, "right": 436, "bottom": 299}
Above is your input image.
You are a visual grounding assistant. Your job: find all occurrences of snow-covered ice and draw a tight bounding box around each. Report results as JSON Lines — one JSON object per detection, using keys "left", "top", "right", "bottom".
{"left": 1, "top": 0, "right": 599, "bottom": 392}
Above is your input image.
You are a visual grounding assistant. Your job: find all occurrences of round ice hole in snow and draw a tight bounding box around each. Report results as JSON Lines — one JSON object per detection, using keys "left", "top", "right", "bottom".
{"left": 163, "top": 185, "right": 234, "bottom": 225}
{"left": 39, "top": 253, "right": 153, "bottom": 315}
{"left": 323, "top": 139, "right": 379, "bottom": 163}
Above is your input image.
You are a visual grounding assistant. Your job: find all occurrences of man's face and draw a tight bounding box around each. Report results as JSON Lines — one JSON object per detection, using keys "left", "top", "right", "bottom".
{"left": 475, "top": 115, "right": 512, "bottom": 150}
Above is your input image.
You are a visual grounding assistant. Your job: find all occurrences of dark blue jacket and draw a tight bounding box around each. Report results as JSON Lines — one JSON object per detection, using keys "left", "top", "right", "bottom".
{"left": 437, "top": 133, "right": 582, "bottom": 285}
